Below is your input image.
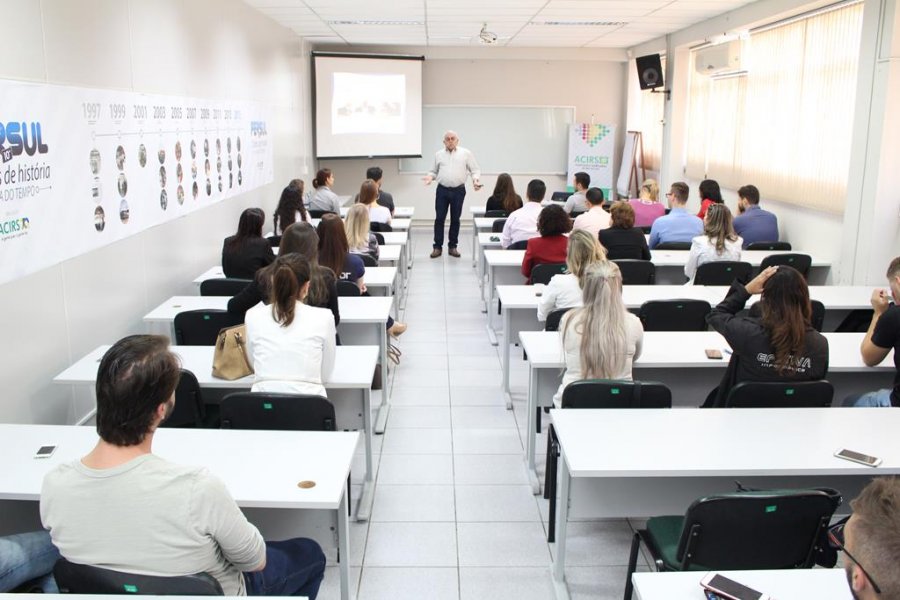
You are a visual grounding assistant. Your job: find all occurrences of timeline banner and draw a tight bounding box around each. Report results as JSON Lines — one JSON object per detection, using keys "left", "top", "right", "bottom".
{"left": 0, "top": 79, "right": 273, "bottom": 285}
{"left": 567, "top": 123, "right": 616, "bottom": 200}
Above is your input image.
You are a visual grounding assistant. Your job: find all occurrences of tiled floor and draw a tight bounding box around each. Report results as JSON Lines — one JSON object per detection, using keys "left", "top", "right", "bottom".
{"left": 318, "top": 228, "right": 648, "bottom": 600}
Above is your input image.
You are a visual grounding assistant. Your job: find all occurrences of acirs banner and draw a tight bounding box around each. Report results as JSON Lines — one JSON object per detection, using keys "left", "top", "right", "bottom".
{"left": 567, "top": 123, "right": 616, "bottom": 201}
{"left": 0, "top": 79, "right": 273, "bottom": 286}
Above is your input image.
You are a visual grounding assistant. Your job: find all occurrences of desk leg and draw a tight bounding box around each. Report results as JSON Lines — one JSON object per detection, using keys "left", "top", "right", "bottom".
{"left": 375, "top": 329, "right": 390, "bottom": 435}
{"left": 478, "top": 251, "right": 488, "bottom": 313}
{"left": 502, "top": 308, "right": 512, "bottom": 410}
{"left": 337, "top": 495, "right": 351, "bottom": 600}
{"left": 552, "top": 451, "right": 572, "bottom": 600}
{"left": 357, "top": 388, "right": 376, "bottom": 521}
{"left": 526, "top": 365, "right": 540, "bottom": 494}
{"left": 471, "top": 222, "right": 477, "bottom": 267}
{"left": 486, "top": 267, "right": 498, "bottom": 346}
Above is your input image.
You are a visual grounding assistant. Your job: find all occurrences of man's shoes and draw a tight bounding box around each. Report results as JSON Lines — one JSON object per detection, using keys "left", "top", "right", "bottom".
{"left": 430, "top": 248, "right": 442, "bottom": 259}
{"left": 448, "top": 248, "right": 461, "bottom": 258}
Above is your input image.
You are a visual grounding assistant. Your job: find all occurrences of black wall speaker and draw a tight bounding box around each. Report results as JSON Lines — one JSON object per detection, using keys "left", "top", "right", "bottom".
{"left": 635, "top": 54, "right": 664, "bottom": 90}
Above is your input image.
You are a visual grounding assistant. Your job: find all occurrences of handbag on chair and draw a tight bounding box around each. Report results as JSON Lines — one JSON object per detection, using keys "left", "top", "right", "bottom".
{"left": 212, "top": 324, "right": 254, "bottom": 380}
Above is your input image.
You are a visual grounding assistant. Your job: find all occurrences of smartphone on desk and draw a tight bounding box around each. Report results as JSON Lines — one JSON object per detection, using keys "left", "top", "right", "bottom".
{"left": 705, "top": 349, "right": 723, "bottom": 360}
{"left": 835, "top": 448, "right": 882, "bottom": 467}
{"left": 34, "top": 445, "right": 57, "bottom": 459}
{"left": 701, "top": 573, "right": 771, "bottom": 600}
{"left": 489, "top": 235, "right": 500, "bottom": 242}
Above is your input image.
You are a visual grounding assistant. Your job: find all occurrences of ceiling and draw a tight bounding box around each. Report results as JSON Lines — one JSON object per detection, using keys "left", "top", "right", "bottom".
{"left": 243, "top": 0, "right": 759, "bottom": 49}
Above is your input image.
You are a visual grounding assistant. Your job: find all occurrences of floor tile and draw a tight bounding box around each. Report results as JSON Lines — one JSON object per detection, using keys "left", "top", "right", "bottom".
{"left": 378, "top": 454, "right": 454, "bottom": 485}
{"left": 457, "top": 522, "right": 551, "bottom": 567}
{"left": 388, "top": 385, "right": 450, "bottom": 406}
{"left": 392, "top": 353, "right": 449, "bottom": 371}
{"left": 455, "top": 485, "right": 542, "bottom": 522}
{"left": 549, "top": 520, "right": 635, "bottom": 567}
{"left": 454, "top": 454, "right": 529, "bottom": 485}
{"left": 451, "top": 406, "right": 518, "bottom": 429}
{"left": 449, "top": 369, "right": 503, "bottom": 387}
{"left": 566, "top": 566, "right": 637, "bottom": 600}
{"left": 453, "top": 428, "right": 523, "bottom": 454}
{"left": 459, "top": 567, "right": 555, "bottom": 600}
{"left": 315, "top": 566, "right": 360, "bottom": 600}
{"left": 372, "top": 485, "right": 456, "bottom": 522}
{"left": 392, "top": 369, "right": 450, "bottom": 388}
{"left": 365, "top": 522, "right": 458, "bottom": 567}
{"left": 381, "top": 428, "right": 452, "bottom": 454}
{"left": 449, "top": 386, "right": 507, "bottom": 406}
{"left": 388, "top": 406, "right": 451, "bottom": 428}
{"left": 358, "top": 567, "right": 459, "bottom": 600}
{"left": 448, "top": 355, "right": 502, "bottom": 370}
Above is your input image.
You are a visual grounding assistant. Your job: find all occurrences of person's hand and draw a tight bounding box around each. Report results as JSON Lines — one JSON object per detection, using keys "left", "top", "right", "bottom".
{"left": 473, "top": 180, "right": 483, "bottom": 191}
{"left": 745, "top": 265, "right": 778, "bottom": 295}
{"left": 422, "top": 175, "right": 433, "bottom": 185}
{"left": 871, "top": 288, "right": 891, "bottom": 314}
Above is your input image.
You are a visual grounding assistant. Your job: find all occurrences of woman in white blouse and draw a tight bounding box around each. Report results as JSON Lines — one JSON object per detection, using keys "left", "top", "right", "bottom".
{"left": 684, "top": 203, "right": 743, "bottom": 282}
{"left": 357, "top": 179, "right": 392, "bottom": 225}
{"left": 244, "top": 254, "right": 336, "bottom": 397}
{"left": 553, "top": 261, "right": 644, "bottom": 406}
{"left": 309, "top": 168, "right": 343, "bottom": 214}
{"left": 537, "top": 230, "right": 607, "bottom": 322}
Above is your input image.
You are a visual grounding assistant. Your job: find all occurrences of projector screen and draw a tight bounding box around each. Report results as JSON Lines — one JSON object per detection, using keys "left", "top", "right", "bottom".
{"left": 313, "top": 53, "right": 424, "bottom": 159}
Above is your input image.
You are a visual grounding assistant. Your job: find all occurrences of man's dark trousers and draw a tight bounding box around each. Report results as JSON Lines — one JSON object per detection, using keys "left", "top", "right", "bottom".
{"left": 433, "top": 184, "right": 466, "bottom": 249}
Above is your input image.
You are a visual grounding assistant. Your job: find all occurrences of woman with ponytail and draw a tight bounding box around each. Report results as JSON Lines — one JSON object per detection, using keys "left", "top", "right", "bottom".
{"left": 309, "top": 168, "right": 342, "bottom": 214}
{"left": 244, "top": 254, "right": 336, "bottom": 397}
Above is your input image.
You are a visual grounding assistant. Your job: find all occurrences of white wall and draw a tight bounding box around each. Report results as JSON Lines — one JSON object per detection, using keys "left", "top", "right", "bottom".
{"left": 0, "top": 0, "right": 311, "bottom": 424}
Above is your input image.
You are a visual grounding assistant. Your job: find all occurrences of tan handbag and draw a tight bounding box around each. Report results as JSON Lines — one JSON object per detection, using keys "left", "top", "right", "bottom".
{"left": 212, "top": 324, "right": 254, "bottom": 380}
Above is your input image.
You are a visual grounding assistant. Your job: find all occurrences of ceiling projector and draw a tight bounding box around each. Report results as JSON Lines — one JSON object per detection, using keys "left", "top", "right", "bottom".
{"left": 479, "top": 23, "right": 499, "bottom": 45}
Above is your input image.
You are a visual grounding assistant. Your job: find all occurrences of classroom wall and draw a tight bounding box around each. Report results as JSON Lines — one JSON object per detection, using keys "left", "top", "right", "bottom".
{"left": 0, "top": 0, "right": 310, "bottom": 424}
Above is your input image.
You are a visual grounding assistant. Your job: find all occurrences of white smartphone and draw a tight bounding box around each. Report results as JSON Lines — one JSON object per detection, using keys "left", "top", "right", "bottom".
{"left": 34, "top": 445, "right": 57, "bottom": 459}
{"left": 835, "top": 448, "right": 882, "bottom": 467}
{"left": 701, "top": 573, "right": 771, "bottom": 600}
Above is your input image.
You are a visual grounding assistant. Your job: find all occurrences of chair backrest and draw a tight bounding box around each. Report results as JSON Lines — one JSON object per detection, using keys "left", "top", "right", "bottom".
{"left": 675, "top": 488, "right": 840, "bottom": 571}
{"left": 173, "top": 310, "right": 243, "bottom": 346}
{"left": 359, "top": 253, "right": 379, "bottom": 267}
{"left": 485, "top": 210, "right": 507, "bottom": 218}
{"left": 308, "top": 209, "right": 335, "bottom": 219}
{"left": 491, "top": 218, "right": 507, "bottom": 233}
{"left": 639, "top": 226, "right": 652, "bottom": 234}
{"left": 336, "top": 280, "right": 361, "bottom": 297}
{"left": 531, "top": 263, "right": 567, "bottom": 285}
{"left": 372, "top": 232, "right": 385, "bottom": 245}
{"left": 508, "top": 239, "right": 529, "bottom": 250}
{"left": 570, "top": 211, "right": 585, "bottom": 219}
{"left": 160, "top": 369, "right": 205, "bottom": 428}
{"left": 613, "top": 259, "right": 656, "bottom": 285}
{"left": 639, "top": 299, "right": 711, "bottom": 332}
{"left": 370, "top": 221, "right": 392, "bottom": 232}
{"left": 725, "top": 380, "right": 834, "bottom": 408}
{"left": 747, "top": 241, "right": 792, "bottom": 251}
{"left": 748, "top": 300, "right": 825, "bottom": 332}
{"left": 694, "top": 261, "right": 753, "bottom": 285}
{"left": 220, "top": 392, "right": 336, "bottom": 431}
{"left": 654, "top": 242, "right": 692, "bottom": 250}
{"left": 759, "top": 253, "right": 812, "bottom": 278}
{"left": 544, "top": 307, "right": 574, "bottom": 332}
{"left": 266, "top": 235, "right": 281, "bottom": 248}
{"left": 200, "top": 278, "right": 253, "bottom": 297}
{"left": 561, "top": 379, "right": 672, "bottom": 409}
{"left": 54, "top": 558, "right": 223, "bottom": 595}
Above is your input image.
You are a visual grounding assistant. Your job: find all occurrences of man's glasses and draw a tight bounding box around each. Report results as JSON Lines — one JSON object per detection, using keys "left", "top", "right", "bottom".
{"left": 828, "top": 518, "right": 882, "bottom": 594}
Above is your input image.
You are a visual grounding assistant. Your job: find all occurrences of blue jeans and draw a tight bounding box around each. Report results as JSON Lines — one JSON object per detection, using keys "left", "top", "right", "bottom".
{"left": 244, "top": 538, "right": 325, "bottom": 598}
{"left": 433, "top": 184, "right": 466, "bottom": 249}
{"left": 0, "top": 531, "right": 60, "bottom": 593}
{"left": 844, "top": 388, "right": 893, "bottom": 407}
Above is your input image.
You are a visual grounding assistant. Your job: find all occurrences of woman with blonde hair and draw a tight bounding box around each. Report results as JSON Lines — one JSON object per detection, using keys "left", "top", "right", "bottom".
{"left": 553, "top": 261, "right": 644, "bottom": 406}
{"left": 537, "top": 229, "right": 607, "bottom": 322}
{"left": 628, "top": 178, "right": 665, "bottom": 228}
{"left": 684, "top": 203, "right": 743, "bottom": 282}
{"left": 345, "top": 204, "right": 379, "bottom": 260}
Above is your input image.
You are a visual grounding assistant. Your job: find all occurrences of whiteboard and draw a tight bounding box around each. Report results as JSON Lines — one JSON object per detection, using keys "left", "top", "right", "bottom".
{"left": 399, "top": 105, "right": 576, "bottom": 175}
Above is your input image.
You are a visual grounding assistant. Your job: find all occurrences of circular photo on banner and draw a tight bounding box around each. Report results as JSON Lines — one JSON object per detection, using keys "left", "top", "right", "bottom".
{"left": 117, "top": 173, "right": 128, "bottom": 198}
{"left": 157, "top": 148, "right": 166, "bottom": 164}
{"left": 190, "top": 140, "right": 197, "bottom": 159}
{"left": 216, "top": 138, "right": 221, "bottom": 156}
{"left": 192, "top": 181, "right": 199, "bottom": 201}
{"left": 216, "top": 157, "right": 221, "bottom": 173}
{"left": 218, "top": 176, "right": 223, "bottom": 193}
{"left": 177, "top": 185, "right": 185, "bottom": 205}
{"left": 203, "top": 139, "right": 209, "bottom": 157}
{"left": 119, "top": 199, "right": 130, "bottom": 224}
{"left": 160, "top": 189, "right": 168, "bottom": 211}
{"left": 176, "top": 163, "right": 183, "bottom": 183}
{"left": 237, "top": 137, "right": 241, "bottom": 152}
{"left": 159, "top": 166, "right": 167, "bottom": 188}
{"left": 237, "top": 153, "right": 242, "bottom": 169}
{"left": 228, "top": 158, "right": 233, "bottom": 172}
{"left": 94, "top": 206, "right": 106, "bottom": 232}
{"left": 238, "top": 170, "right": 242, "bottom": 186}
{"left": 90, "top": 149, "right": 102, "bottom": 175}
{"left": 138, "top": 144, "right": 147, "bottom": 168}
{"left": 175, "top": 141, "right": 182, "bottom": 161}
{"left": 115, "top": 146, "right": 125, "bottom": 171}
{"left": 204, "top": 159, "right": 210, "bottom": 177}
{"left": 229, "top": 173, "right": 233, "bottom": 189}
{"left": 227, "top": 137, "right": 232, "bottom": 154}
{"left": 205, "top": 178, "right": 212, "bottom": 196}
{"left": 191, "top": 161, "right": 198, "bottom": 180}
{"left": 92, "top": 178, "right": 102, "bottom": 204}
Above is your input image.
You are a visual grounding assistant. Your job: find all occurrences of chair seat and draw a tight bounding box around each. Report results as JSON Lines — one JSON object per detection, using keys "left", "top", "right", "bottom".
{"left": 645, "top": 516, "right": 709, "bottom": 571}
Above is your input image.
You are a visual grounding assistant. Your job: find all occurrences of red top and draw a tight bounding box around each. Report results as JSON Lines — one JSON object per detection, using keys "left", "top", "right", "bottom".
{"left": 521, "top": 235, "right": 568, "bottom": 282}
{"left": 697, "top": 198, "right": 717, "bottom": 219}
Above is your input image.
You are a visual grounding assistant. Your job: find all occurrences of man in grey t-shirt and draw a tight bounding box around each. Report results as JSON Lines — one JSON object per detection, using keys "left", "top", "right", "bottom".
{"left": 40, "top": 335, "right": 325, "bottom": 598}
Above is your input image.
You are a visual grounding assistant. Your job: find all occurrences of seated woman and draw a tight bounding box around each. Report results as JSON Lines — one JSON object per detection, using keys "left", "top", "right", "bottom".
{"left": 704, "top": 265, "right": 829, "bottom": 407}
{"left": 309, "top": 168, "right": 342, "bottom": 214}
{"left": 696, "top": 178, "right": 724, "bottom": 219}
{"left": 273, "top": 181, "right": 309, "bottom": 236}
{"left": 537, "top": 230, "right": 606, "bottom": 322}
{"left": 627, "top": 179, "right": 665, "bottom": 228}
{"left": 599, "top": 201, "right": 651, "bottom": 261}
{"left": 228, "top": 222, "right": 339, "bottom": 329}
{"left": 221, "top": 207, "right": 275, "bottom": 279}
{"left": 521, "top": 204, "right": 572, "bottom": 283}
{"left": 357, "top": 179, "right": 392, "bottom": 226}
{"left": 684, "top": 203, "right": 743, "bottom": 282}
{"left": 345, "top": 204, "right": 379, "bottom": 260}
{"left": 553, "top": 262, "right": 644, "bottom": 406}
{"left": 485, "top": 173, "right": 523, "bottom": 215}
{"left": 245, "top": 254, "right": 336, "bottom": 397}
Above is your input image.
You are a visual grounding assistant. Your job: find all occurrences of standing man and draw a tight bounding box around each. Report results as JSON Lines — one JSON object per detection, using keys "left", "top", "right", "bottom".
{"left": 424, "top": 131, "right": 482, "bottom": 258}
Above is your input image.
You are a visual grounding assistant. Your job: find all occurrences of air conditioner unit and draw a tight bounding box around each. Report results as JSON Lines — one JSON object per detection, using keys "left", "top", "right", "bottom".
{"left": 694, "top": 40, "right": 742, "bottom": 75}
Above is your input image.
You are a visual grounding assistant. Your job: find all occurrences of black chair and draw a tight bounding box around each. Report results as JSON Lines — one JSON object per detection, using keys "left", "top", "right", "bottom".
{"left": 160, "top": 369, "right": 206, "bottom": 428}
{"left": 624, "top": 488, "right": 841, "bottom": 599}
{"left": 508, "top": 239, "right": 529, "bottom": 250}
{"left": 724, "top": 380, "right": 834, "bottom": 408}
{"left": 544, "top": 307, "right": 574, "bottom": 332}
{"left": 613, "top": 259, "right": 656, "bottom": 285}
{"left": 266, "top": 235, "right": 281, "bottom": 248}
{"left": 484, "top": 210, "right": 507, "bottom": 218}
{"left": 370, "top": 222, "right": 392, "bottom": 233}
{"left": 694, "top": 261, "right": 753, "bottom": 285}
{"left": 570, "top": 211, "right": 585, "bottom": 219}
{"left": 54, "top": 558, "right": 223, "bottom": 595}
{"left": 639, "top": 299, "right": 711, "bottom": 331}
{"left": 336, "top": 280, "right": 361, "bottom": 297}
{"left": 639, "top": 226, "right": 652, "bottom": 234}
{"left": 531, "top": 263, "right": 567, "bottom": 285}
{"left": 173, "top": 310, "right": 243, "bottom": 346}
{"left": 200, "top": 278, "right": 253, "bottom": 297}
{"left": 749, "top": 300, "right": 825, "bottom": 332}
{"left": 747, "top": 241, "right": 791, "bottom": 251}
{"left": 545, "top": 380, "right": 672, "bottom": 542}
{"left": 358, "top": 253, "right": 379, "bottom": 267}
{"left": 220, "top": 392, "right": 336, "bottom": 431}
{"left": 759, "top": 253, "right": 812, "bottom": 279}
{"left": 654, "top": 242, "right": 692, "bottom": 250}
{"left": 308, "top": 209, "right": 335, "bottom": 219}
{"left": 491, "top": 218, "right": 507, "bottom": 233}
{"left": 372, "top": 232, "right": 385, "bottom": 245}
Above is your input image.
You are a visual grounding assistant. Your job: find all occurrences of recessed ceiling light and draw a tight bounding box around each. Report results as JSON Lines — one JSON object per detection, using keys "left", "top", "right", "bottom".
{"left": 327, "top": 20, "right": 425, "bottom": 26}
{"left": 535, "top": 20, "right": 628, "bottom": 26}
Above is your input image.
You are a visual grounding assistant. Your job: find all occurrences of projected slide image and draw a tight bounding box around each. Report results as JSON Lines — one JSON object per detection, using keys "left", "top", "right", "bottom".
{"left": 332, "top": 72, "right": 405, "bottom": 135}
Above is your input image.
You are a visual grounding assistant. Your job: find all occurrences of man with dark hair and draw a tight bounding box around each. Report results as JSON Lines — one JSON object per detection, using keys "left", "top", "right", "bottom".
{"left": 501, "top": 179, "right": 546, "bottom": 248}
{"left": 40, "top": 335, "right": 326, "bottom": 598}
{"left": 648, "top": 181, "right": 703, "bottom": 249}
{"left": 563, "top": 172, "right": 590, "bottom": 214}
{"left": 365, "top": 166, "right": 395, "bottom": 216}
{"left": 572, "top": 187, "right": 611, "bottom": 237}
{"left": 832, "top": 477, "right": 900, "bottom": 599}
{"left": 733, "top": 184, "right": 778, "bottom": 248}
{"left": 853, "top": 257, "right": 900, "bottom": 407}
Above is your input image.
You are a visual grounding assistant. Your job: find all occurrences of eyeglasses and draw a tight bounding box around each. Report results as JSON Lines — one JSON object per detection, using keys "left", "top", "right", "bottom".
{"left": 665, "top": 192, "right": 674, "bottom": 197}
{"left": 828, "top": 518, "right": 882, "bottom": 594}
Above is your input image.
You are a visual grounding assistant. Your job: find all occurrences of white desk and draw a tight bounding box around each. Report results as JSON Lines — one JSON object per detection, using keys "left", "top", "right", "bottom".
{"left": 550, "top": 407, "right": 900, "bottom": 600}
{"left": 519, "top": 331, "right": 895, "bottom": 493}
{"left": 0, "top": 424, "right": 354, "bottom": 600}
{"left": 472, "top": 217, "right": 501, "bottom": 268}
{"left": 632, "top": 569, "right": 850, "bottom": 600}
{"left": 312, "top": 217, "right": 411, "bottom": 232}
{"left": 53, "top": 344, "right": 381, "bottom": 523}
{"left": 340, "top": 205, "right": 414, "bottom": 219}
{"left": 0, "top": 596, "right": 289, "bottom": 600}
{"left": 193, "top": 266, "right": 398, "bottom": 298}
{"left": 274, "top": 243, "right": 400, "bottom": 266}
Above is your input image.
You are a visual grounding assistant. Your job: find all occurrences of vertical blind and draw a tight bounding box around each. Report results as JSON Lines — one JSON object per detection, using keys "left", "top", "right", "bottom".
{"left": 685, "top": 1, "right": 864, "bottom": 213}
